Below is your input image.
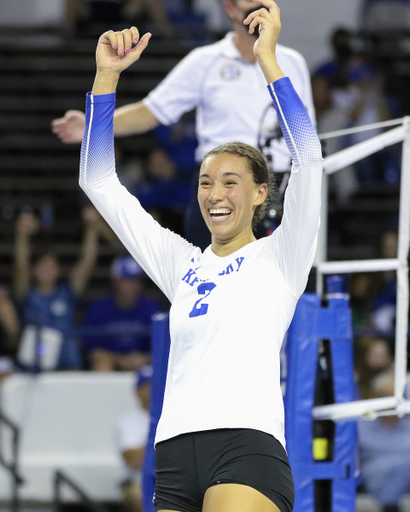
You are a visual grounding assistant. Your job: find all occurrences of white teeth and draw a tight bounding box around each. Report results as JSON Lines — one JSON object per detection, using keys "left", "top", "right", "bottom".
{"left": 210, "top": 208, "right": 231, "bottom": 215}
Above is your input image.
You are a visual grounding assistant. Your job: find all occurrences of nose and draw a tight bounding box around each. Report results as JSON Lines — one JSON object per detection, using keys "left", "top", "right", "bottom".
{"left": 209, "top": 183, "right": 224, "bottom": 203}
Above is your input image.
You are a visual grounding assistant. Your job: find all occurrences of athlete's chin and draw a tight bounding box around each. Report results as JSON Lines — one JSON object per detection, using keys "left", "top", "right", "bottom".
{"left": 207, "top": 220, "right": 233, "bottom": 235}
{"left": 209, "top": 225, "right": 239, "bottom": 243}
{"left": 204, "top": 217, "right": 232, "bottom": 234}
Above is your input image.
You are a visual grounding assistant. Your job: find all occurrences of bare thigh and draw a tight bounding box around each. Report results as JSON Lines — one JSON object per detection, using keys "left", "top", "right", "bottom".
{"left": 203, "top": 483, "right": 281, "bottom": 512}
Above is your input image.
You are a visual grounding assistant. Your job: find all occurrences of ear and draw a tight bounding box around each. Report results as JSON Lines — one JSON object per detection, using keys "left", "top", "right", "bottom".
{"left": 223, "top": 0, "right": 236, "bottom": 19}
{"left": 255, "top": 183, "right": 268, "bottom": 206}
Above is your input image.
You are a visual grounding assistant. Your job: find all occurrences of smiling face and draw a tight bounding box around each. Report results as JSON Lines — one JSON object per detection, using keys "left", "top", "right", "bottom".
{"left": 198, "top": 152, "right": 267, "bottom": 255}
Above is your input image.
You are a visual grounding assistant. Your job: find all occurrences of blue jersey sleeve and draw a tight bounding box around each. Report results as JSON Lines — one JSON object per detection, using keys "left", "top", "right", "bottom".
{"left": 79, "top": 92, "right": 198, "bottom": 303}
{"left": 80, "top": 92, "right": 116, "bottom": 189}
{"left": 266, "top": 77, "right": 323, "bottom": 298}
{"left": 268, "top": 77, "right": 322, "bottom": 166}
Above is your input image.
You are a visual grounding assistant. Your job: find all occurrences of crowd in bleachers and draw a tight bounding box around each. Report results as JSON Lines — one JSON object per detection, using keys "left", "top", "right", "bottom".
{"left": 0, "top": 208, "right": 166, "bottom": 375}
{"left": 1, "top": 1, "right": 410, "bottom": 510}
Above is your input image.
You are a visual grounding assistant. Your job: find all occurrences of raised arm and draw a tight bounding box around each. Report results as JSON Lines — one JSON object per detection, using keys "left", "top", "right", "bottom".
{"left": 244, "top": 0, "right": 321, "bottom": 165}
{"left": 69, "top": 206, "right": 101, "bottom": 296}
{"left": 51, "top": 28, "right": 155, "bottom": 144}
{"left": 245, "top": 0, "right": 323, "bottom": 298}
{"left": 13, "top": 213, "right": 39, "bottom": 301}
{"left": 0, "top": 286, "right": 20, "bottom": 351}
{"left": 79, "top": 28, "right": 194, "bottom": 301}
{"left": 244, "top": 1, "right": 284, "bottom": 84}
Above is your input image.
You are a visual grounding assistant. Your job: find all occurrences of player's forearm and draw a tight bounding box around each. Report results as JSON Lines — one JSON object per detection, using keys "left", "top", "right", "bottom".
{"left": 256, "top": 52, "right": 285, "bottom": 85}
{"left": 268, "top": 78, "right": 322, "bottom": 166}
{"left": 113, "top": 101, "right": 159, "bottom": 136}
{"left": 92, "top": 70, "right": 120, "bottom": 95}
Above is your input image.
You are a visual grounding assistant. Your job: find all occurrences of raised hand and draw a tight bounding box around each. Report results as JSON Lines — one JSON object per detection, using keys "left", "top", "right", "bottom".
{"left": 16, "top": 212, "right": 39, "bottom": 237}
{"left": 96, "top": 27, "right": 152, "bottom": 75}
{"left": 92, "top": 27, "right": 151, "bottom": 95}
{"left": 243, "top": 0, "right": 284, "bottom": 84}
{"left": 243, "top": 0, "right": 281, "bottom": 60}
{"left": 51, "top": 110, "right": 86, "bottom": 144}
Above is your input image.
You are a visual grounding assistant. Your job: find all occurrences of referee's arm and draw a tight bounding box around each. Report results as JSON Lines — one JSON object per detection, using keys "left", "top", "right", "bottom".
{"left": 113, "top": 101, "right": 160, "bottom": 136}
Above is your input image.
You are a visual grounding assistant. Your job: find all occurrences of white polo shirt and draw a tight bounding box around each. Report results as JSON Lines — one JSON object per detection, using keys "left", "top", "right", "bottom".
{"left": 143, "top": 32, "right": 315, "bottom": 171}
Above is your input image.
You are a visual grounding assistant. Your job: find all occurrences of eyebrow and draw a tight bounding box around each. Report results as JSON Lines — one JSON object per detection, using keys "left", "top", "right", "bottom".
{"left": 199, "top": 172, "right": 242, "bottom": 179}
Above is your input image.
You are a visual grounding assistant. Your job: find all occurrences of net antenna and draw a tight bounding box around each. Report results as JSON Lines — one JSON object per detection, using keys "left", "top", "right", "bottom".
{"left": 313, "top": 116, "right": 410, "bottom": 421}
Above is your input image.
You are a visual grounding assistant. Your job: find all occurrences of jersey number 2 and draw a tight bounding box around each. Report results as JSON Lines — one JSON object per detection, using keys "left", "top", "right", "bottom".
{"left": 189, "top": 282, "right": 216, "bottom": 318}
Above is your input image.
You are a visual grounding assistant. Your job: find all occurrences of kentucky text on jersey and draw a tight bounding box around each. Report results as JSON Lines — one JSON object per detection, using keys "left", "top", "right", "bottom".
{"left": 182, "top": 256, "right": 244, "bottom": 287}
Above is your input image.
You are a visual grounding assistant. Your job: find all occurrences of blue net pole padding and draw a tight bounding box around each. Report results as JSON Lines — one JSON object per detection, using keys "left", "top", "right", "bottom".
{"left": 142, "top": 312, "right": 170, "bottom": 512}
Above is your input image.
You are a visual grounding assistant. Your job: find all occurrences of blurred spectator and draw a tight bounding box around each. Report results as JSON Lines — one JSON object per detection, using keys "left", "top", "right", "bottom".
{"left": 312, "top": 74, "right": 358, "bottom": 203}
{"left": 115, "top": 143, "right": 145, "bottom": 192}
{"left": 64, "top": 0, "right": 171, "bottom": 37}
{"left": 13, "top": 208, "right": 102, "bottom": 371}
{"left": 354, "top": 336, "right": 393, "bottom": 399}
{"left": 350, "top": 232, "right": 399, "bottom": 336}
{"left": 133, "top": 147, "right": 191, "bottom": 236}
{"left": 114, "top": 366, "right": 151, "bottom": 512}
{"left": 350, "top": 273, "right": 380, "bottom": 331}
{"left": 347, "top": 71, "right": 395, "bottom": 184}
{"left": 82, "top": 255, "right": 161, "bottom": 371}
{"left": 315, "top": 28, "right": 397, "bottom": 184}
{"left": 0, "top": 287, "right": 20, "bottom": 380}
{"left": 315, "top": 28, "right": 362, "bottom": 90}
{"left": 358, "top": 371, "right": 410, "bottom": 512}
{"left": 153, "top": 110, "right": 198, "bottom": 184}
{"left": 361, "top": 0, "right": 410, "bottom": 32}
{"left": 370, "top": 231, "right": 397, "bottom": 334}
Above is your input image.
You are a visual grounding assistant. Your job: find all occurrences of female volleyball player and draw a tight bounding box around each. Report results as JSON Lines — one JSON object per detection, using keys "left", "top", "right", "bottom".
{"left": 79, "top": 1, "right": 323, "bottom": 511}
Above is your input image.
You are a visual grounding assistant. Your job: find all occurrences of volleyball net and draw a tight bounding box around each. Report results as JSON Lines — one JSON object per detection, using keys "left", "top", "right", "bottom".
{"left": 313, "top": 116, "right": 410, "bottom": 422}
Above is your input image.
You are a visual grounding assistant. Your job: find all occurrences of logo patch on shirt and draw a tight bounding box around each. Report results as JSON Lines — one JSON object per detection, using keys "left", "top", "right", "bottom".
{"left": 220, "top": 63, "right": 242, "bottom": 82}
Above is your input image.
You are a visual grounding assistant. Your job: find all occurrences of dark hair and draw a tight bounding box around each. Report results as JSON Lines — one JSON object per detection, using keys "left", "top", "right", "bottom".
{"left": 203, "top": 141, "right": 276, "bottom": 228}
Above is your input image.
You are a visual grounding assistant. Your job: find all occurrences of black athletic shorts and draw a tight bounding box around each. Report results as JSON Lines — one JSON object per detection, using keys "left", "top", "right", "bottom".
{"left": 154, "top": 428, "right": 294, "bottom": 512}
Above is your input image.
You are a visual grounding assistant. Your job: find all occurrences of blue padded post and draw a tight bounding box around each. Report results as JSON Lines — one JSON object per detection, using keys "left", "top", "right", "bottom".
{"left": 142, "top": 312, "right": 170, "bottom": 512}
{"left": 285, "top": 293, "right": 320, "bottom": 512}
{"left": 328, "top": 297, "right": 357, "bottom": 512}
{"left": 285, "top": 293, "right": 356, "bottom": 512}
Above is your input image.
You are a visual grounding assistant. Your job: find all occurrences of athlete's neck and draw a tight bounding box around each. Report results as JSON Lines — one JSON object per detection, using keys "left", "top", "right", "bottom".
{"left": 36, "top": 282, "right": 57, "bottom": 295}
{"left": 233, "top": 29, "right": 257, "bottom": 64}
{"left": 211, "top": 229, "right": 257, "bottom": 257}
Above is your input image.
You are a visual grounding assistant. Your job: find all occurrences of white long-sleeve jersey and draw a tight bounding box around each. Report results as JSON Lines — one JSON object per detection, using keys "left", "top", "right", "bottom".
{"left": 80, "top": 77, "right": 322, "bottom": 448}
